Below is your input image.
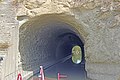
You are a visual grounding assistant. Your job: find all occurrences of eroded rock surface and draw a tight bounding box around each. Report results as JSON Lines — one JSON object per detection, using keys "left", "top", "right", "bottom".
{"left": 13, "top": 0, "right": 120, "bottom": 80}
{"left": 0, "top": 0, "right": 120, "bottom": 80}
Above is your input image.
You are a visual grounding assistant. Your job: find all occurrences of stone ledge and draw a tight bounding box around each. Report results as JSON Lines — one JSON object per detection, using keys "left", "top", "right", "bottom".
{"left": 87, "top": 73, "right": 117, "bottom": 80}
{"left": 85, "top": 62, "right": 120, "bottom": 80}
{"left": 0, "top": 43, "right": 9, "bottom": 49}
{"left": 85, "top": 62, "right": 120, "bottom": 75}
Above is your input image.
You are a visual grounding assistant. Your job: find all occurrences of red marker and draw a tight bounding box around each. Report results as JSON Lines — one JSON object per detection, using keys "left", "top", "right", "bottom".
{"left": 17, "top": 73, "right": 22, "bottom": 80}
{"left": 58, "top": 73, "right": 67, "bottom": 80}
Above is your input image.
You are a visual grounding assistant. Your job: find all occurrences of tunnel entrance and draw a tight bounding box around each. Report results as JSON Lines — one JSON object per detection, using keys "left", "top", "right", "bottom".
{"left": 19, "top": 15, "right": 86, "bottom": 80}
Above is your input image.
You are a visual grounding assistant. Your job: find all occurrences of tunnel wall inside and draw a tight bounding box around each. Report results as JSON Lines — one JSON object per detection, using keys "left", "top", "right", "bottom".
{"left": 19, "top": 15, "right": 86, "bottom": 75}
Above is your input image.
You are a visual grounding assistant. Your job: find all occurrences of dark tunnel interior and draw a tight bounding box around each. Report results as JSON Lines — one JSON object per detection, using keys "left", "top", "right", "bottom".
{"left": 19, "top": 19, "right": 87, "bottom": 80}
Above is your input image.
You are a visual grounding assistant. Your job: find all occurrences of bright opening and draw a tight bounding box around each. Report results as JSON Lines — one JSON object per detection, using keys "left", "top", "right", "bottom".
{"left": 72, "top": 45, "right": 82, "bottom": 64}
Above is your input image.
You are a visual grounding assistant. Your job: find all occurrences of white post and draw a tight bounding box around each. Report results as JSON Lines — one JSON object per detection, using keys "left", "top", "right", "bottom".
{"left": 39, "top": 66, "right": 45, "bottom": 80}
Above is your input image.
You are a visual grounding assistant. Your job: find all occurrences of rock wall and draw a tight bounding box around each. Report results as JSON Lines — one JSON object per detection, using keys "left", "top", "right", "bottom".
{"left": 0, "top": 0, "right": 18, "bottom": 80}
{"left": 0, "top": 0, "right": 120, "bottom": 80}
{"left": 16, "top": 0, "right": 120, "bottom": 79}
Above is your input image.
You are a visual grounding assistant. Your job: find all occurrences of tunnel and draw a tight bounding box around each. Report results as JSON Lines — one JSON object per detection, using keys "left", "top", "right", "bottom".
{"left": 19, "top": 15, "right": 87, "bottom": 80}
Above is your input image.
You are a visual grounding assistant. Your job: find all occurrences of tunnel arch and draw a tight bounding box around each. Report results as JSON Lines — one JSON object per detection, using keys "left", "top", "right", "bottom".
{"left": 19, "top": 14, "right": 87, "bottom": 79}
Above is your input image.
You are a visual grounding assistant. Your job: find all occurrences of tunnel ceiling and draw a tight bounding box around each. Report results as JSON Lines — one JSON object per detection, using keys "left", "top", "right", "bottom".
{"left": 19, "top": 15, "right": 85, "bottom": 71}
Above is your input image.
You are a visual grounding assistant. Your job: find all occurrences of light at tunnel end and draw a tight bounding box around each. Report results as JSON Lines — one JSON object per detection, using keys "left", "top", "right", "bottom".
{"left": 72, "top": 45, "right": 82, "bottom": 64}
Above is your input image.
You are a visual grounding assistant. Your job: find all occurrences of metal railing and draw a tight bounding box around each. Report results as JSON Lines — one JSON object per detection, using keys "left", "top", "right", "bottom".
{"left": 4, "top": 68, "right": 32, "bottom": 80}
{"left": 4, "top": 55, "right": 72, "bottom": 80}
{"left": 27, "top": 54, "right": 72, "bottom": 80}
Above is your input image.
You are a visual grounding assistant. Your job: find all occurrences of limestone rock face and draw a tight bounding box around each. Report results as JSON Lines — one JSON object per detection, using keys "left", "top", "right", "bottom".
{"left": 23, "top": 0, "right": 46, "bottom": 9}
{"left": 0, "top": 0, "right": 120, "bottom": 80}
{"left": 15, "top": 0, "right": 120, "bottom": 17}
{"left": 16, "top": 0, "right": 73, "bottom": 17}
{"left": 14, "top": 0, "right": 120, "bottom": 80}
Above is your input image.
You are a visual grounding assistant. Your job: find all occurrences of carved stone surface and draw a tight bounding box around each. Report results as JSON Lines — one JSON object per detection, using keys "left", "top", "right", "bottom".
{"left": 0, "top": 0, "right": 120, "bottom": 80}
